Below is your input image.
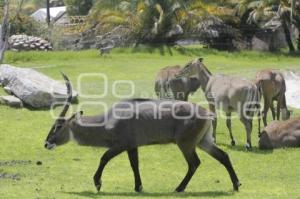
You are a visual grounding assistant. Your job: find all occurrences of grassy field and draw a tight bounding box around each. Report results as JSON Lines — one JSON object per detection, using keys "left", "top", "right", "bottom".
{"left": 0, "top": 46, "right": 300, "bottom": 199}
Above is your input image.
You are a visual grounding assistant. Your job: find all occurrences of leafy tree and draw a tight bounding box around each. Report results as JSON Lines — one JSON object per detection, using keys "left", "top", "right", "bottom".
{"left": 64, "top": 0, "right": 93, "bottom": 15}
{"left": 291, "top": 0, "right": 300, "bottom": 50}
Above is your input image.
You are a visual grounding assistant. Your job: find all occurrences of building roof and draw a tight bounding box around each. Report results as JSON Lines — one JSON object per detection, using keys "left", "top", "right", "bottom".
{"left": 30, "top": 6, "right": 66, "bottom": 23}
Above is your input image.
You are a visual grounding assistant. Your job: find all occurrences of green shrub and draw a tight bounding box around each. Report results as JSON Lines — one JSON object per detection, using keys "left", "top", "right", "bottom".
{"left": 9, "top": 14, "right": 40, "bottom": 35}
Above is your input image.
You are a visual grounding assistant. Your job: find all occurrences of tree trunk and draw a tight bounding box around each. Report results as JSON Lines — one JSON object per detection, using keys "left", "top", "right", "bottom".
{"left": 0, "top": 0, "right": 10, "bottom": 64}
{"left": 46, "top": 0, "right": 51, "bottom": 25}
{"left": 298, "top": 31, "right": 300, "bottom": 51}
{"left": 281, "top": 16, "right": 295, "bottom": 52}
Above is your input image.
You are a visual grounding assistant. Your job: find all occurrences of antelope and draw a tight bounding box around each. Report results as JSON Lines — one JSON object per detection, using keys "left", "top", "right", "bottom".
{"left": 45, "top": 73, "right": 241, "bottom": 193}
{"left": 259, "top": 117, "right": 300, "bottom": 150}
{"left": 155, "top": 65, "right": 200, "bottom": 101}
{"left": 154, "top": 65, "right": 182, "bottom": 99}
{"left": 99, "top": 45, "right": 113, "bottom": 56}
{"left": 178, "top": 58, "right": 261, "bottom": 150}
{"left": 255, "top": 70, "right": 291, "bottom": 127}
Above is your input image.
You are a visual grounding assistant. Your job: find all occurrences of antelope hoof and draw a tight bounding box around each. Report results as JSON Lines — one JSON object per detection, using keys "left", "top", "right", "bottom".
{"left": 175, "top": 186, "right": 185, "bottom": 193}
{"left": 231, "top": 140, "right": 236, "bottom": 146}
{"left": 94, "top": 179, "right": 102, "bottom": 192}
{"left": 245, "top": 143, "right": 252, "bottom": 151}
{"left": 135, "top": 185, "right": 143, "bottom": 193}
{"left": 233, "top": 181, "right": 242, "bottom": 191}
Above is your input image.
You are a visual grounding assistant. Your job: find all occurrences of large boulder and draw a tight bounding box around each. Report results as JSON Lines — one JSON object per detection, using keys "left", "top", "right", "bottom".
{"left": 249, "top": 15, "right": 297, "bottom": 51}
{"left": 0, "top": 65, "right": 77, "bottom": 108}
{"left": 193, "top": 16, "right": 246, "bottom": 51}
{"left": 95, "top": 25, "right": 134, "bottom": 49}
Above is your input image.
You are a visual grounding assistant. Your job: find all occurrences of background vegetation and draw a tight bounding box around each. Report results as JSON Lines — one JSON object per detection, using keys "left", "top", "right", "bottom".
{"left": 2, "top": 0, "right": 300, "bottom": 52}
{"left": 0, "top": 47, "right": 300, "bottom": 199}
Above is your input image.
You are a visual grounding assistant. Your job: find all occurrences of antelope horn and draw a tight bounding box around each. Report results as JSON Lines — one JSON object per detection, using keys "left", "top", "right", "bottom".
{"left": 59, "top": 72, "right": 72, "bottom": 118}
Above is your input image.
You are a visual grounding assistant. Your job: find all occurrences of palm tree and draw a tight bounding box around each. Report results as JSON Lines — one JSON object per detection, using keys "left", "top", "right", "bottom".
{"left": 89, "top": 0, "right": 224, "bottom": 43}
{"left": 291, "top": 0, "right": 300, "bottom": 50}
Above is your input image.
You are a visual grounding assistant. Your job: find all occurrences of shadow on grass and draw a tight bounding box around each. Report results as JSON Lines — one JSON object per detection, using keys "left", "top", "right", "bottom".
{"left": 64, "top": 190, "right": 234, "bottom": 198}
{"left": 130, "top": 44, "right": 207, "bottom": 56}
{"left": 219, "top": 143, "right": 273, "bottom": 154}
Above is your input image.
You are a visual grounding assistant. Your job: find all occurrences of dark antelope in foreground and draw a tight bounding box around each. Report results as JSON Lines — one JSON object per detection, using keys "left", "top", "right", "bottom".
{"left": 255, "top": 70, "right": 291, "bottom": 127}
{"left": 259, "top": 117, "right": 300, "bottom": 149}
{"left": 45, "top": 73, "right": 241, "bottom": 193}
{"left": 178, "top": 58, "right": 261, "bottom": 149}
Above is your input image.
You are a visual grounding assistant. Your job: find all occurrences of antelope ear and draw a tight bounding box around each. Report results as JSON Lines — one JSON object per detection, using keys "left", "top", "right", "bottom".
{"left": 198, "top": 58, "right": 203, "bottom": 62}
{"left": 68, "top": 111, "right": 83, "bottom": 120}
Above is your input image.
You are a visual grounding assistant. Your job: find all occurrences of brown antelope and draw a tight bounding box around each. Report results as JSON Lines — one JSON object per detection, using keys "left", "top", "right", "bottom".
{"left": 155, "top": 65, "right": 201, "bottom": 101}
{"left": 259, "top": 117, "right": 300, "bottom": 149}
{"left": 154, "top": 65, "right": 182, "bottom": 99}
{"left": 255, "top": 70, "right": 291, "bottom": 127}
{"left": 178, "top": 58, "right": 261, "bottom": 150}
{"left": 45, "top": 73, "right": 241, "bottom": 193}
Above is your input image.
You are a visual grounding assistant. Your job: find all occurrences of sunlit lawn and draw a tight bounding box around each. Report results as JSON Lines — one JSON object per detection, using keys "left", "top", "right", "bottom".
{"left": 0, "top": 46, "right": 300, "bottom": 199}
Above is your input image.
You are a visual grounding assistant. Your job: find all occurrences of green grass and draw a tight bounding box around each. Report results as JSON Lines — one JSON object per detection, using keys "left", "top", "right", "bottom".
{"left": 0, "top": 46, "right": 300, "bottom": 199}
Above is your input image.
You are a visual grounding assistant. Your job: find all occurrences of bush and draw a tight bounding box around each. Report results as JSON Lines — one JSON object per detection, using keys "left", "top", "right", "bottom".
{"left": 9, "top": 14, "right": 45, "bottom": 36}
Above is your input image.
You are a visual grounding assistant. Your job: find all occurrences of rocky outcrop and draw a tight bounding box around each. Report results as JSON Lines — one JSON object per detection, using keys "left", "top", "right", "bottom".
{"left": 0, "top": 65, "right": 77, "bottom": 108}
{"left": 250, "top": 16, "right": 295, "bottom": 51}
{"left": 193, "top": 16, "right": 246, "bottom": 51}
{"left": 71, "top": 25, "right": 134, "bottom": 50}
{"left": 9, "top": 35, "right": 53, "bottom": 51}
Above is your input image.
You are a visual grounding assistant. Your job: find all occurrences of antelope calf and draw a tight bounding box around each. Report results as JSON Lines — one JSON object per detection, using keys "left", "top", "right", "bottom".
{"left": 44, "top": 73, "right": 241, "bottom": 193}
{"left": 259, "top": 117, "right": 300, "bottom": 149}
{"left": 255, "top": 70, "right": 291, "bottom": 127}
{"left": 154, "top": 65, "right": 182, "bottom": 99}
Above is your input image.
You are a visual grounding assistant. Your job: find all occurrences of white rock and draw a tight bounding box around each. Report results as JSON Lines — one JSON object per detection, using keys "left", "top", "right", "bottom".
{"left": 0, "top": 95, "right": 23, "bottom": 108}
{"left": 0, "top": 64, "right": 78, "bottom": 108}
{"left": 3, "top": 86, "right": 12, "bottom": 94}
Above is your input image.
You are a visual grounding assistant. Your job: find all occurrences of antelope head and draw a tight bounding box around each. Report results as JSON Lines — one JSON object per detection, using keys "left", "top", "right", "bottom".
{"left": 178, "top": 58, "right": 210, "bottom": 78}
{"left": 44, "top": 73, "right": 79, "bottom": 150}
{"left": 258, "top": 130, "right": 273, "bottom": 150}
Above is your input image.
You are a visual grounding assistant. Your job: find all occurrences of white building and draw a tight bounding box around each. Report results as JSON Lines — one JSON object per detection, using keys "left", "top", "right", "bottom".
{"left": 30, "top": 6, "right": 69, "bottom": 25}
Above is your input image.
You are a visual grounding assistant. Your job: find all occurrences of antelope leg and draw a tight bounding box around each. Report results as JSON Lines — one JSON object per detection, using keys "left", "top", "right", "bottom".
{"left": 263, "top": 99, "right": 270, "bottom": 127}
{"left": 199, "top": 142, "right": 241, "bottom": 191}
{"left": 240, "top": 117, "right": 253, "bottom": 150}
{"left": 277, "top": 95, "right": 283, "bottom": 120}
{"left": 226, "top": 112, "right": 235, "bottom": 146}
{"left": 270, "top": 101, "right": 276, "bottom": 120}
{"left": 175, "top": 144, "right": 200, "bottom": 192}
{"left": 209, "top": 104, "right": 217, "bottom": 142}
{"left": 127, "top": 148, "right": 143, "bottom": 192}
{"left": 93, "top": 147, "right": 124, "bottom": 192}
